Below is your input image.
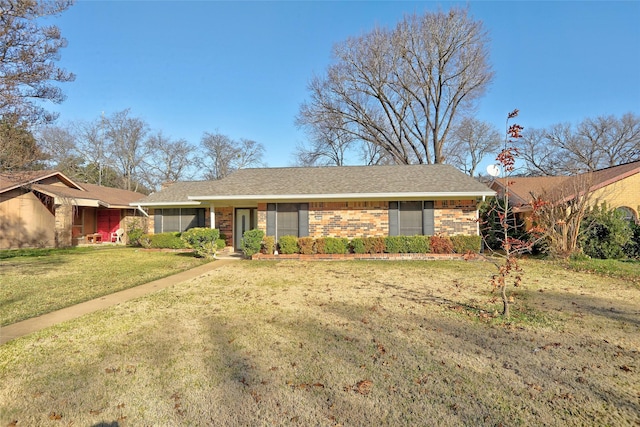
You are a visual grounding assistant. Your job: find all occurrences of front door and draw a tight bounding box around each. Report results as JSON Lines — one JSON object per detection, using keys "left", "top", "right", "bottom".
{"left": 234, "top": 209, "right": 254, "bottom": 251}
{"left": 97, "top": 210, "right": 121, "bottom": 242}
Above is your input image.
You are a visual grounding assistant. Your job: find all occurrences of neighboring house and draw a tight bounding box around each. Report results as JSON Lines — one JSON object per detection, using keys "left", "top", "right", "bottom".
{"left": 0, "top": 170, "right": 146, "bottom": 249}
{"left": 134, "top": 165, "right": 495, "bottom": 251}
{"left": 490, "top": 160, "right": 640, "bottom": 223}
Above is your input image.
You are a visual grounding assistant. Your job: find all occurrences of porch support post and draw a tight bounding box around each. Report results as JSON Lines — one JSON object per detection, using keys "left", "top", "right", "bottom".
{"left": 209, "top": 203, "right": 216, "bottom": 229}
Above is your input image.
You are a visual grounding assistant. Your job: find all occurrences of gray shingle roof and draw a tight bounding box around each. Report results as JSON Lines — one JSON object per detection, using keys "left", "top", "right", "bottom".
{"left": 137, "top": 165, "right": 494, "bottom": 205}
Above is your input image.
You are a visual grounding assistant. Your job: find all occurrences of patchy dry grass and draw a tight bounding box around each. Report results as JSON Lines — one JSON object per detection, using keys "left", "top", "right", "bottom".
{"left": 1, "top": 260, "right": 638, "bottom": 426}
{"left": 0, "top": 246, "right": 206, "bottom": 325}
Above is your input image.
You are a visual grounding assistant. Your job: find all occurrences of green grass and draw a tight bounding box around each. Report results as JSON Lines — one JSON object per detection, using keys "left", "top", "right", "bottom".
{"left": 564, "top": 257, "right": 640, "bottom": 284}
{"left": 0, "top": 246, "right": 208, "bottom": 326}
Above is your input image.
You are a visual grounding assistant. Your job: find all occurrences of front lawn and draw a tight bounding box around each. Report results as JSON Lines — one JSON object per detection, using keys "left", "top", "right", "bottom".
{"left": 0, "top": 246, "right": 208, "bottom": 326}
{"left": 1, "top": 259, "right": 638, "bottom": 426}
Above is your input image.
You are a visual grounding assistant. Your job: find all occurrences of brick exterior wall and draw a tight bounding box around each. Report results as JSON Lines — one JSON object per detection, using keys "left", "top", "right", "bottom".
{"left": 434, "top": 199, "right": 479, "bottom": 235}
{"left": 257, "top": 203, "right": 267, "bottom": 233}
{"left": 309, "top": 201, "right": 389, "bottom": 238}
{"left": 214, "top": 207, "right": 233, "bottom": 245}
{"left": 254, "top": 200, "right": 479, "bottom": 239}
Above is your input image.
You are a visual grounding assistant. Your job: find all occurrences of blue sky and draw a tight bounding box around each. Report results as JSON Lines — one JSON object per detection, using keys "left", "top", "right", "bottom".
{"left": 45, "top": 1, "right": 640, "bottom": 168}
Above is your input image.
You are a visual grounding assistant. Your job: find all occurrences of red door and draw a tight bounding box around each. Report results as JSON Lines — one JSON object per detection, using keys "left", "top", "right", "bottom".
{"left": 97, "top": 210, "right": 121, "bottom": 242}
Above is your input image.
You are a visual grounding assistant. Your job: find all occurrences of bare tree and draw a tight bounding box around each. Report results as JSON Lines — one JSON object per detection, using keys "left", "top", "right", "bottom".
{"left": 235, "top": 138, "right": 265, "bottom": 170}
{"left": 37, "top": 123, "right": 83, "bottom": 175}
{"left": 517, "top": 113, "right": 640, "bottom": 175}
{"left": 141, "top": 131, "right": 195, "bottom": 191}
{"left": 197, "top": 132, "right": 265, "bottom": 180}
{"left": 531, "top": 173, "right": 600, "bottom": 257}
{"left": 592, "top": 113, "right": 640, "bottom": 167}
{"left": 103, "top": 109, "right": 149, "bottom": 191}
{"left": 0, "top": 0, "right": 75, "bottom": 125}
{"left": 294, "top": 111, "right": 354, "bottom": 166}
{"left": 73, "top": 118, "right": 112, "bottom": 185}
{"left": 443, "top": 117, "right": 501, "bottom": 177}
{"left": 297, "top": 7, "right": 493, "bottom": 165}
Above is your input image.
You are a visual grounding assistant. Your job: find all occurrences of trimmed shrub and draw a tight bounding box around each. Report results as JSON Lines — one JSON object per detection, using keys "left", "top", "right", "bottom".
{"left": 324, "top": 237, "right": 349, "bottom": 254}
{"left": 216, "top": 239, "right": 226, "bottom": 250}
{"left": 450, "top": 235, "right": 482, "bottom": 254}
{"left": 430, "top": 234, "right": 454, "bottom": 254}
{"left": 242, "top": 229, "right": 264, "bottom": 257}
{"left": 181, "top": 228, "right": 220, "bottom": 258}
{"left": 350, "top": 238, "right": 365, "bottom": 254}
{"left": 298, "top": 237, "right": 315, "bottom": 255}
{"left": 363, "top": 236, "right": 385, "bottom": 254}
{"left": 314, "top": 238, "right": 327, "bottom": 254}
{"left": 278, "top": 235, "right": 299, "bottom": 254}
{"left": 385, "top": 236, "right": 406, "bottom": 253}
{"left": 262, "top": 236, "right": 276, "bottom": 254}
{"left": 140, "top": 232, "right": 186, "bottom": 249}
{"left": 408, "top": 235, "right": 430, "bottom": 253}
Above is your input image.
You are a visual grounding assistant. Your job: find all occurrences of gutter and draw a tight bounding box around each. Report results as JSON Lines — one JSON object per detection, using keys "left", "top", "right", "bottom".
{"left": 188, "top": 191, "right": 497, "bottom": 202}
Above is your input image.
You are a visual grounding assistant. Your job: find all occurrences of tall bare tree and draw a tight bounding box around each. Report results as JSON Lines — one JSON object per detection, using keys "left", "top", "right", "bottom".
{"left": 0, "top": 0, "right": 75, "bottom": 126}
{"left": 37, "top": 123, "right": 83, "bottom": 175}
{"left": 197, "top": 132, "right": 265, "bottom": 180}
{"left": 294, "top": 111, "right": 354, "bottom": 166}
{"left": 517, "top": 113, "right": 640, "bottom": 176}
{"left": 297, "top": 7, "right": 493, "bottom": 165}
{"left": 103, "top": 109, "right": 148, "bottom": 191}
{"left": 141, "top": 131, "right": 194, "bottom": 191}
{"left": 443, "top": 117, "right": 501, "bottom": 177}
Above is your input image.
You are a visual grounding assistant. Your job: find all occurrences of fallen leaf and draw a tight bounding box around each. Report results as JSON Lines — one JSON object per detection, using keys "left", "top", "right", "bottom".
{"left": 620, "top": 365, "right": 633, "bottom": 372}
{"left": 356, "top": 380, "right": 373, "bottom": 395}
{"left": 48, "top": 412, "right": 62, "bottom": 420}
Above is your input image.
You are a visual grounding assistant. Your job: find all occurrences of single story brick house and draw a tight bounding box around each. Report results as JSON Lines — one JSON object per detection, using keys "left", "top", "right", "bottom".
{"left": 490, "top": 160, "right": 640, "bottom": 224}
{"left": 134, "top": 164, "right": 495, "bottom": 251}
{"left": 0, "top": 170, "right": 146, "bottom": 249}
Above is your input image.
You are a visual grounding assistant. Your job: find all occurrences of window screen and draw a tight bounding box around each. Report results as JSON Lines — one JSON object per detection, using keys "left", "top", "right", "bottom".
{"left": 399, "top": 201, "right": 423, "bottom": 236}
{"left": 389, "top": 201, "right": 435, "bottom": 236}
{"left": 154, "top": 208, "right": 205, "bottom": 233}
{"left": 277, "top": 203, "right": 299, "bottom": 237}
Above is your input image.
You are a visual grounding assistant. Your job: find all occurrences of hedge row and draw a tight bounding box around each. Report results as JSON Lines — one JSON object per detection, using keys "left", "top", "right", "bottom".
{"left": 242, "top": 231, "right": 481, "bottom": 256}
{"left": 139, "top": 229, "right": 226, "bottom": 257}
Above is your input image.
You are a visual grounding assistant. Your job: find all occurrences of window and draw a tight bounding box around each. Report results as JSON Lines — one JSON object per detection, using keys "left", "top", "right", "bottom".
{"left": 616, "top": 206, "right": 637, "bottom": 222}
{"left": 154, "top": 208, "right": 206, "bottom": 233}
{"left": 389, "top": 201, "right": 434, "bottom": 236}
{"left": 266, "top": 203, "right": 309, "bottom": 239}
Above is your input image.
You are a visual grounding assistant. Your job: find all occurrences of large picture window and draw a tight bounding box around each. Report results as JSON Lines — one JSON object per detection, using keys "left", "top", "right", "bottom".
{"left": 154, "top": 208, "right": 206, "bottom": 233}
{"left": 389, "top": 201, "right": 434, "bottom": 236}
{"left": 266, "top": 203, "right": 309, "bottom": 239}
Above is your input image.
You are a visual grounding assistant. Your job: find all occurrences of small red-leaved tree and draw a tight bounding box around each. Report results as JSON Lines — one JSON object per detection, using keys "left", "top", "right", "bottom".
{"left": 484, "top": 109, "right": 545, "bottom": 318}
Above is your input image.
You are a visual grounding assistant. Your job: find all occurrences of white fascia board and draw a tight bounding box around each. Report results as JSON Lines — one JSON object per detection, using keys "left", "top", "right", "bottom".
{"left": 132, "top": 201, "right": 204, "bottom": 207}
{"left": 188, "top": 191, "right": 496, "bottom": 201}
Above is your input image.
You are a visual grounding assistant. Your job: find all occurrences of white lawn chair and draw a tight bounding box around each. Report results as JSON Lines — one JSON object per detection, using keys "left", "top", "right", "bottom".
{"left": 111, "top": 228, "right": 125, "bottom": 244}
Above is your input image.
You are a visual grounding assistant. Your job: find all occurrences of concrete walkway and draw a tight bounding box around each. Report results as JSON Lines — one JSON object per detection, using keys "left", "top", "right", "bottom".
{"left": 0, "top": 255, "right": 241, "bottom": 345}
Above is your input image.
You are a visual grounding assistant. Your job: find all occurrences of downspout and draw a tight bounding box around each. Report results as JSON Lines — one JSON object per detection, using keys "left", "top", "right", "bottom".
{"left": 136, "top": 205, "right": 149, "bottom": 217}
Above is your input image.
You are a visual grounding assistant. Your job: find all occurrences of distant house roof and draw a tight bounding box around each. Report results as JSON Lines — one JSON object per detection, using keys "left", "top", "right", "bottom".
{"left": 137, "top": 164, "right": 495, "bottom": 206}
{"left": 491, "top": 160, "right": 640, "bottom": 210}
{"left": 0, "top": 170, "right": 145, "bottom": 208}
